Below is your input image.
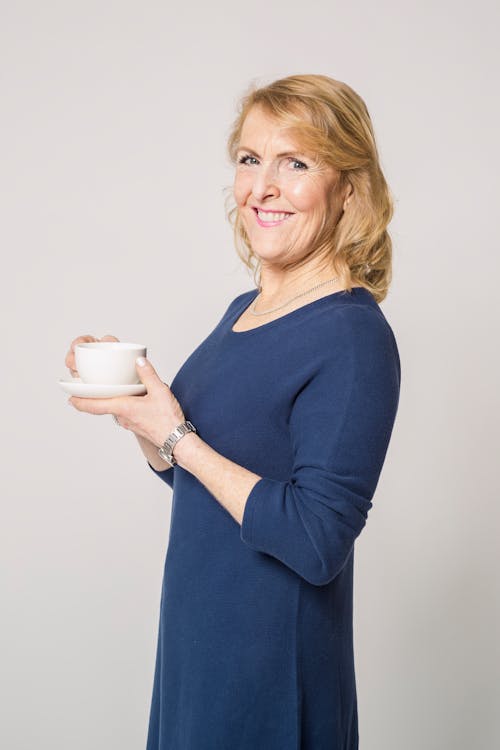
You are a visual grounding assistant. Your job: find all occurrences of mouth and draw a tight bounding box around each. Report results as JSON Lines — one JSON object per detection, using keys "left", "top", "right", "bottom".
{"left": 252, "top": 207, "right": 295, "bottom": 227}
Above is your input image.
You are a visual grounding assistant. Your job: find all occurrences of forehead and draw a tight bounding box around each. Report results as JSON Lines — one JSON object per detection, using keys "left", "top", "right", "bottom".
{"left": 239, "top": 106, "right": 305, "bottom": 152}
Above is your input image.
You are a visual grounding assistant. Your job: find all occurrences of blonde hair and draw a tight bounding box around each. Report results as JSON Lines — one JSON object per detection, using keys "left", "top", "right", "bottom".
{"left": 225, "top": 74, "right": 395, "bottom": 303}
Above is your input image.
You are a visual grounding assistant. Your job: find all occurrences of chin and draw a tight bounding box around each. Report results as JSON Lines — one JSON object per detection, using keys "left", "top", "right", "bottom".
{"left": 249, "top": 244, "right": 287, "bottom": 261}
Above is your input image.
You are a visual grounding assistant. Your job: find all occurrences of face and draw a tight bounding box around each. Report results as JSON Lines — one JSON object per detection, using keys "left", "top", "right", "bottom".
{"left": 233, "top": 105, "right": 345, "bottom": 267}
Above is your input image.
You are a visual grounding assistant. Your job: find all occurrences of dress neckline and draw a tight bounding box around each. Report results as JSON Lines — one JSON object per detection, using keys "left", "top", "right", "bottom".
{"left": 229, "top": 286, "right": 370, "bottom": 336}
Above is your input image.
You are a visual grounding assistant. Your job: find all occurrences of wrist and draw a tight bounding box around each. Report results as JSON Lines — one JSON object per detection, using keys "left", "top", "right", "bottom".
{"left": 170, "top": 431, "right": 203, "bottom": 469}
{"left": 157, "top": 419, "right": 197, "bottom": 467}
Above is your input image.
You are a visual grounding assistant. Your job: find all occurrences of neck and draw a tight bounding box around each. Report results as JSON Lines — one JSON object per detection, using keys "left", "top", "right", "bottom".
{"left": 257, "top": 262, "right": 341, "bottom": 304}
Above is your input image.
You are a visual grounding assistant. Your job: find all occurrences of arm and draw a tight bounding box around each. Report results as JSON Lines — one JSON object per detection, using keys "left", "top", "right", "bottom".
{"left": 144, "top": 291, "right": 252, "bottom": 492}
{"left": 169, "top": 432, "right": 263, "bottom": 520}
{"left": 174, "top": 306, "right": 401, "bottom": 586}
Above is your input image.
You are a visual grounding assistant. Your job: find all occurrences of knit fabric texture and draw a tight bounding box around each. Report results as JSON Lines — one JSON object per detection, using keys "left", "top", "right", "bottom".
{"left": 146, "top": 286, "right": 401, "bottom": 750}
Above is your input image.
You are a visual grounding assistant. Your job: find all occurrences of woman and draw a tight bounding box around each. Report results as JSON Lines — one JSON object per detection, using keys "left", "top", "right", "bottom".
{"left": 66, "top": 74, "right": 401, "bottom": 749}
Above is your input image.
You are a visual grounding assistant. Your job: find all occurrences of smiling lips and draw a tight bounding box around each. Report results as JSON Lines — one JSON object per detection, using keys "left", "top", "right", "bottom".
{"left": 252, "top": 207, "right": 294, "bottom": 227}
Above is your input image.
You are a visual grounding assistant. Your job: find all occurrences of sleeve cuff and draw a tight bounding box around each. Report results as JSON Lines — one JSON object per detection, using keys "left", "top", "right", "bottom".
{"left": 148, "top": 460, "right": 174, "bottom": 488}
{"left": 240, "top": 476, "right": 275, "bottom": 549}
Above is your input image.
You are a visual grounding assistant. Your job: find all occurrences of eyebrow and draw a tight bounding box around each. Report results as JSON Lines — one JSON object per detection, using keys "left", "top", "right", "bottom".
{"left": 237, "top": 146, "right": 307, "bottom": 159}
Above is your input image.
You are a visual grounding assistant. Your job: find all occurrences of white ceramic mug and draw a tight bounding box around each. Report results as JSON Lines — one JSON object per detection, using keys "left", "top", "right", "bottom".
{"left": 74, "top": 342, "right": 147, "bottom": 385}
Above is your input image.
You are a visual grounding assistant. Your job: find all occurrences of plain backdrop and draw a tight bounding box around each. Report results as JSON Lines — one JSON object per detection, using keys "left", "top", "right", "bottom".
{"left": 1, "top": 1, "right": 499, "bottom": 748}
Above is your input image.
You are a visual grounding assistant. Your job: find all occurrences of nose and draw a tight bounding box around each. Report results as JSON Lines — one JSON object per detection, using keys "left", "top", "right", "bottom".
{"left": 251, "top": 161, "right": 280, "bottom": 202}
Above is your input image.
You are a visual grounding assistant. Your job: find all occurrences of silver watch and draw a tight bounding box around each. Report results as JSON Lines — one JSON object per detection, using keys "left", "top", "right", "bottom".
{"left": 158, "top": 420, "right": 197, "bottom": 467}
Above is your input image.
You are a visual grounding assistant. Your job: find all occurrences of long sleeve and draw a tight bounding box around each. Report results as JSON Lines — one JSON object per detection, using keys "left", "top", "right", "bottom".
{"left": 240, "top": 305, "right": 401, "bottom": 586}
{"left": 148, "top": 461, "right": 174, "bottom": 488}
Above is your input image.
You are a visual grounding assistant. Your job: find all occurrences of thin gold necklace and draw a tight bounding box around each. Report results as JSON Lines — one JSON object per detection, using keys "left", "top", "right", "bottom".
{"left": 251, "top": 276, "right": 340, "bottom": 316}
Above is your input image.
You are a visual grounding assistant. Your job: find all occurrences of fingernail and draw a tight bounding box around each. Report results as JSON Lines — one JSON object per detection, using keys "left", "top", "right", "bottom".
{"left": 136, "top": 356, "right": 146, "bottom": 366}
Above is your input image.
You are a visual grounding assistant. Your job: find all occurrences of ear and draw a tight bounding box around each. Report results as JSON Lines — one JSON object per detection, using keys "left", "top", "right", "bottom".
{"left": 343, "top": 181, "right": 354, "bottom": 209}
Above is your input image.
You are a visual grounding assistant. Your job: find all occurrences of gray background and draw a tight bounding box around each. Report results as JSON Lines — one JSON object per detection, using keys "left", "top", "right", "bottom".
{"left": 1, "top": 1, "right": 499, "bottom": 748}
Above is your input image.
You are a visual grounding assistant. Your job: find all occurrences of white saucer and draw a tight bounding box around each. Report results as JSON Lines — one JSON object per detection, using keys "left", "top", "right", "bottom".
{"left": 59, "top": 377, "right": 147, "bottom": 398}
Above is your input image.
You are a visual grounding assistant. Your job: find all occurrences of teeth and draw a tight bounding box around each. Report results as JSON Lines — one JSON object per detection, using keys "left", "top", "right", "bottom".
{"left": 257, "top": 210, "right": 292, "bottom": 222}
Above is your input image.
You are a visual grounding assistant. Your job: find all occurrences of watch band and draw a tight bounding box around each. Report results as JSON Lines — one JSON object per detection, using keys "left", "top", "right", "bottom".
{"left": 158, "top": 420, "right": 197, "bottom": 467}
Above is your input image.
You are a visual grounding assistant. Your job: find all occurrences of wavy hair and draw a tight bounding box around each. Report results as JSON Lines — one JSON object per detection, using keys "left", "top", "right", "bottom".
{"left": 224, "top": 74, "right": 394, "bottom": 303}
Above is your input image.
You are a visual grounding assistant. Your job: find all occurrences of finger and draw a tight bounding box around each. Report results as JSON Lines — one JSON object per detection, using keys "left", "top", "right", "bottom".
{"left": 68, "top": 395, "right": 131, "bottom": 416}
{"left": 65, "top": 335, "right": 97, "bottom": 372}
{"left": 135, "top": 357, "right": 166, "bottom": 393}
{"left": 100, "top": 335, "right": 120, "bottom": 342}
{"left": 71, "top": 335, "right": 97, "bottom": 351}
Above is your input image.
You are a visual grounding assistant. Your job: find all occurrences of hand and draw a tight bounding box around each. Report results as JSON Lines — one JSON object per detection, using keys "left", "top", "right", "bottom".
{"left": 65, "top": 334, "right": 120, "bottom": 377}
{"left": 68, "top": 357, "right": 186, "bottom": 448}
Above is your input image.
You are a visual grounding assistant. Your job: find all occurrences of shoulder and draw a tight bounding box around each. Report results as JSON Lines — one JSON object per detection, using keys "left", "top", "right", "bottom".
{"left": 317, "top": 295, "right": 400, "bottom": 381}
{"left": 220, "top": 289, "right": 256, "bottom": 319}
{"left": 231, "top": 289, "right": 256, "bottom": 307}
{"left": 333, "top": 296, "right": 396, "bottom": 343}
{"left": 307, "top": 289, "right": 395, "bottom": 340}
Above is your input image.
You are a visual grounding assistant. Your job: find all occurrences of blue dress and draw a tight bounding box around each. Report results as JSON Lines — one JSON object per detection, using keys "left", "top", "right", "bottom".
{"left": 146, "top": 286, "right": 401, "bottom": 750}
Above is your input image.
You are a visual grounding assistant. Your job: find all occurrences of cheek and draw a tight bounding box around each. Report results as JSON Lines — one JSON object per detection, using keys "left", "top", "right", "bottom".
{"left": 286, "top": 180, "right": 326, "bottom": 213}
{"left": 233, "top": 173, "right": 252, "bottom": 206}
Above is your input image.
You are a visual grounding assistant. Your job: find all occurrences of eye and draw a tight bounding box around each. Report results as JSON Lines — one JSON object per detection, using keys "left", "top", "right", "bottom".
{"left": 238, "top": 154, "right": 258, "bottom": 165}
{"left": 289, "top": 158, "right": 308, "bottom": 170}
